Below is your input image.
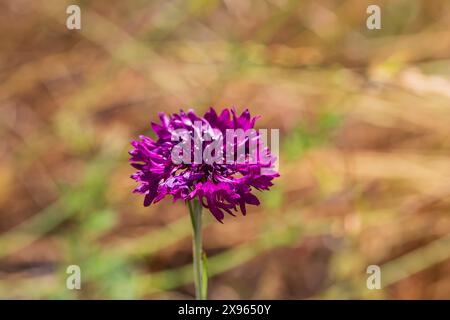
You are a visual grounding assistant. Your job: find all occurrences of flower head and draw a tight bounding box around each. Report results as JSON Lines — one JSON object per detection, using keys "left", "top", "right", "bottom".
{"left": 129, "top": 108, "right": 279, "bottom": 222}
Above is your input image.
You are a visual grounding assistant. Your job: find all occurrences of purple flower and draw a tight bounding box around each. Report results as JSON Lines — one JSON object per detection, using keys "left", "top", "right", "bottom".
{"left": 129, "top": 108, "right": 279, "bottom": 222}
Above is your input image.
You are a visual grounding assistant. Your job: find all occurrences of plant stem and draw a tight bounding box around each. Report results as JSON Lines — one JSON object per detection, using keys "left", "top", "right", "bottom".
{"left": 188, "top": 199, "right": 207, "bottom": 300}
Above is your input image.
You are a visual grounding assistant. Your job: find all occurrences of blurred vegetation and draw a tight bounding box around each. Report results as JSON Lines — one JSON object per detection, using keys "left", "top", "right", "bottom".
{"left": 0, "top": 0, "right": 449, "bottom": 299}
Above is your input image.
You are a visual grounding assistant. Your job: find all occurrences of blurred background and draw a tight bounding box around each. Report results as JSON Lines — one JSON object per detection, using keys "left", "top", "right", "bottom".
{"left": 1, "top": 0, "right": 450, "bottom": 299}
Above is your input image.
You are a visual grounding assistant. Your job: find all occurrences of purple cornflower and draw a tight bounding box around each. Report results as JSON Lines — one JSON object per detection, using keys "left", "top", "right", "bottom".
{"left": 129, "top": 108, "right": 279, "bottom": 222}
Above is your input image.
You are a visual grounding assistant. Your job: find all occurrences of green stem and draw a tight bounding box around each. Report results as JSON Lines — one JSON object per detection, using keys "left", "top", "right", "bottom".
{"left": 188, "top": 199, "right": 207, "bottom": 300}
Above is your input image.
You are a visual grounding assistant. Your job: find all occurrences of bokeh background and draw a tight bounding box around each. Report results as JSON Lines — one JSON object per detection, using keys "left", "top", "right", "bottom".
{"left": 1, "top": 0, "right": 450, "bottom": 299}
